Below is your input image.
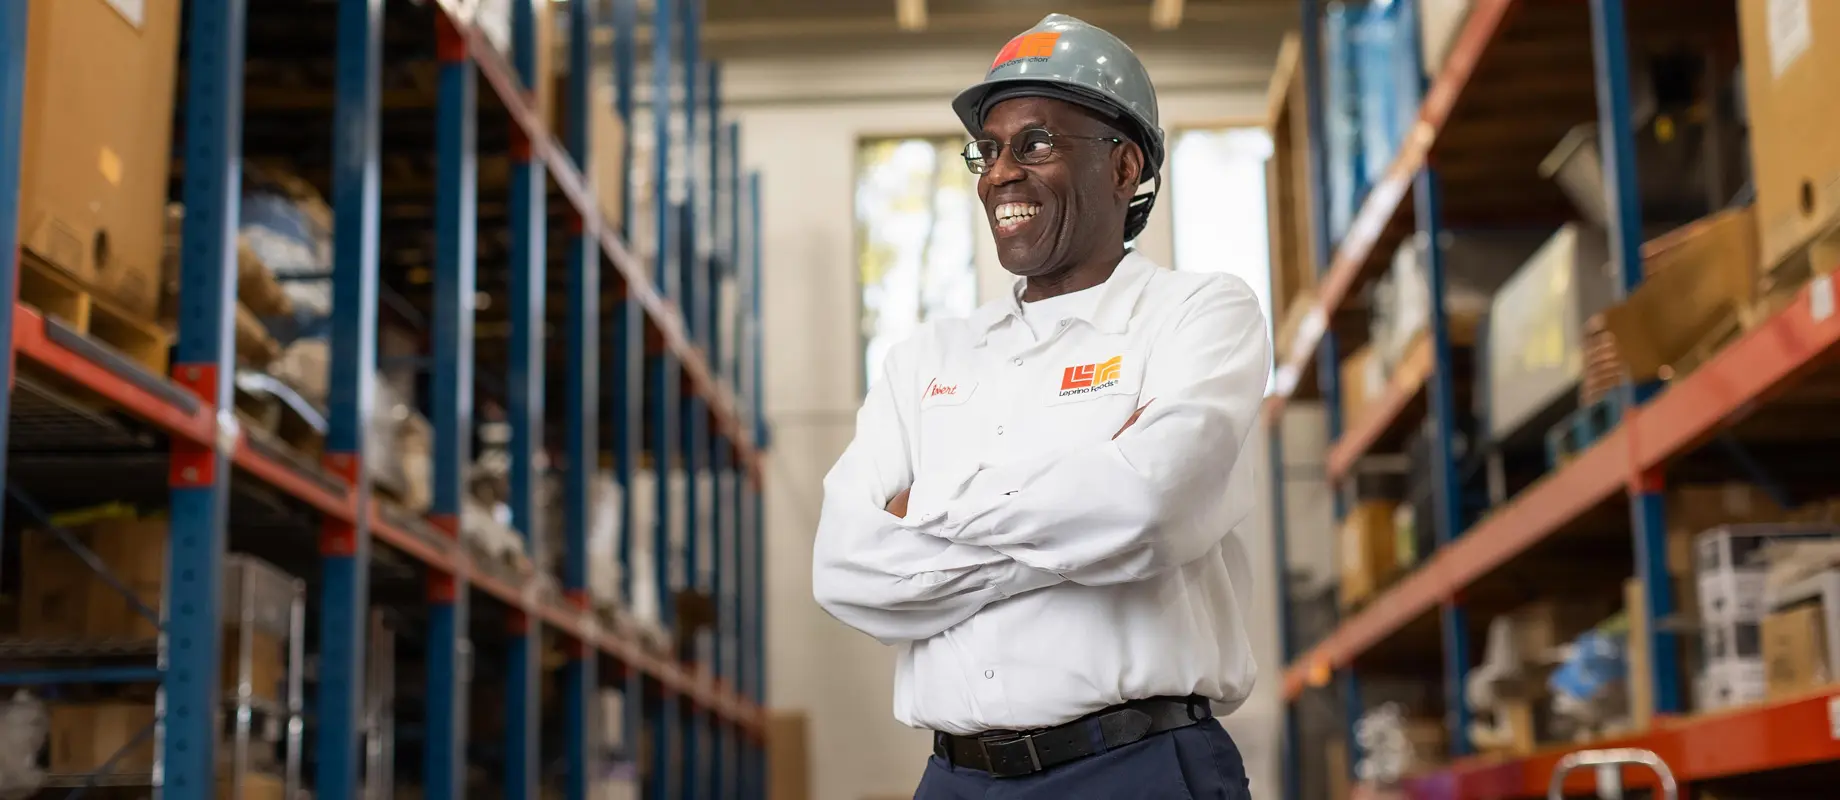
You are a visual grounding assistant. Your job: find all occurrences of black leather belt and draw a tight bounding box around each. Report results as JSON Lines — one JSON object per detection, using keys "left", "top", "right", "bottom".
{"left": 932, "top": 695, "right": 1213, "bottom": 778}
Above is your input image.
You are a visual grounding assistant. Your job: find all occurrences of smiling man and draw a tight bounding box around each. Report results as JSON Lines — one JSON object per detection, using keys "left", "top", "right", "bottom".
{"left": 811, "top": 13, "right": 1270, "bottom": 799}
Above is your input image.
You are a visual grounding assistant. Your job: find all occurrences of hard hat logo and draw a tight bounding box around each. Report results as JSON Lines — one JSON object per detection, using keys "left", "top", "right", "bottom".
{"left": 990, "top": 32, "right": 1061, "bottom": 71}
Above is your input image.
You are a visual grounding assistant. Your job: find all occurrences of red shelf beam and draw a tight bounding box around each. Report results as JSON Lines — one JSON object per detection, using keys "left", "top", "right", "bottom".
{"left": 1283, "top": 278, "right": 1840, "bottom": 700}
{"left": 1325, "top": 367, "right": 1431, "bottom": 480}
{"left": 1405, "top": 688, "right": 1840, "bottom": 798}
{"left": 1264, "top": 0, "right": 1514, "bottom": 417}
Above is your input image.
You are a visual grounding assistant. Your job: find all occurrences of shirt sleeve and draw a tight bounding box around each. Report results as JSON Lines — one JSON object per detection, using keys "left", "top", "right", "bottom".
{"left": 932, "top": 276, "right": 1271, "bottom": 586}
{"left": 811, "top": 338, "right": 1065, "bottom": 645}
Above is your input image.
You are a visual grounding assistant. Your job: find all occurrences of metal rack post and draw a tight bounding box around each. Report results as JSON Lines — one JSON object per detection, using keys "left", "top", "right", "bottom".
{"left": 609, "top": 0, "right": 649, "bottom": 783}
{"left": 1588, "top": 0, "right": 1680, "bottom": 717}
{"left": 562, "top": 0, "right": 601, "bottom": 797}
{"left": 651, "top": 0, "right": 682, "bottom": 795}
{"left": 721, "top": 118, "right": 746, "bottom": 800}
{"left": 1266, "top": 424, "right": 1303, "bottom": 800}
{"left": 0, "top": 0, "right": 23, "bottom": 511}
{"left": 746, "top": 167, "right": 768, "bottom": 800}
{"left": 702, "top": 59, "right": 727, "bottom": 800}
{"left": 506, "top": 0, "right": 549, "bottom": 795}
{"left": 317, "top": 0, "right": 384, "bottom": 796}
{"left": 426, "top": 13, "right": 477, "bottom": 799}
{"left": 679, "top": 3, "right": 708, "bottom": 785}
{"left": 167, "top": 1, "right": 248, "bottom": 794}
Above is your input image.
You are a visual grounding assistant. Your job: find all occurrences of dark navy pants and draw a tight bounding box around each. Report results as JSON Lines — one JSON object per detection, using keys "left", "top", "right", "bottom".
{"left": 913, "top": 718, "right": 1252, "bottom": 799}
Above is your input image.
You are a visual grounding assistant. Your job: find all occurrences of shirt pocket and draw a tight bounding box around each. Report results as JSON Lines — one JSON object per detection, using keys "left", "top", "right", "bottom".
{"left": 912, "top": 376, "right": 982, "bottom": 510}
{"left": 1037, "top": 348, "right": 1146, "bottom": 440}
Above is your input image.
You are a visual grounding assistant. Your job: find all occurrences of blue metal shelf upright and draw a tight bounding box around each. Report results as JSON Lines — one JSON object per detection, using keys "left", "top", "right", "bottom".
{"left": 0, "top": 1, "right": 771, "bottom": 798}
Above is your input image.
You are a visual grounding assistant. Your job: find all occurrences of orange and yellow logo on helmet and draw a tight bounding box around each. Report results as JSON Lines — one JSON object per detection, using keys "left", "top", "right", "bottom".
{"left": 990, "top": 32, "right": 1061, "bottom": 70}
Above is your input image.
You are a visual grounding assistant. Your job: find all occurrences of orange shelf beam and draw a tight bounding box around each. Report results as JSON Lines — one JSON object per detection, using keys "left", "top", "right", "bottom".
{"left": 1403, "top": 688, "right": 1840, "bottom": 798}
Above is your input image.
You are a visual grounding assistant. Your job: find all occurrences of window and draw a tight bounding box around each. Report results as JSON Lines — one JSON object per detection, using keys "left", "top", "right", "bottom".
{"left": 1171, "top": 127, "right": 1276, "bottom": 390}
{"left": 855, "top": 138, "right": 980, "bottom": 389}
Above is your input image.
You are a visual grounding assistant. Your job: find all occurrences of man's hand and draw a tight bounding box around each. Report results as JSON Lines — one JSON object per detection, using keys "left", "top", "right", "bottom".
{"left": 1114, "top": 400, "right": 1153, "bottom": 439}
{"left": 885, "top": 487, "right": 911, "bottom": 518}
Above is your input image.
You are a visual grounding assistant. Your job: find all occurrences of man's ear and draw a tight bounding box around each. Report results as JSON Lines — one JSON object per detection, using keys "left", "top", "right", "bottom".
{"left": 1114, "top": 142, "right": 1146, "bottom": 200}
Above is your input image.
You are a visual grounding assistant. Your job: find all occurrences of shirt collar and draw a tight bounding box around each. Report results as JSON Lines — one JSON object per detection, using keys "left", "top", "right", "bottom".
{"left": 968, "top": 251, "right": 1158, "bottom": 345}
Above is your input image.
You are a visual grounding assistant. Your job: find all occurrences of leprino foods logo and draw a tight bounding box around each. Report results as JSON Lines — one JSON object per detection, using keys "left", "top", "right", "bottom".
{"left": 990, "top": 32, "right": 1061, "bottom": 70}
{"left": 1059, "top": 356, "right": 1122, "bottom": 397}
{"left": 924, "top": 378, "right": 959, "bottom": 400}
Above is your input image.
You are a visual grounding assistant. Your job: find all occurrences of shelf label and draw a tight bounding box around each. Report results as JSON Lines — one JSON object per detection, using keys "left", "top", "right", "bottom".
{"left": 1768, "top": 0, "right": 1813, "bottom": 78}
{"left": 1812, "top": 275, "right": 1834, "bottom": 323}
{"left": 1829, "top": 694, "right": 1840, "bottom": 740}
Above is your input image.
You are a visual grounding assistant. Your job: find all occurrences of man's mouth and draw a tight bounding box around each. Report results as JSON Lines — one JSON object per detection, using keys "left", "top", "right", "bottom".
{"left": 993, "top": 202, "right": 1042, "bottom": 235}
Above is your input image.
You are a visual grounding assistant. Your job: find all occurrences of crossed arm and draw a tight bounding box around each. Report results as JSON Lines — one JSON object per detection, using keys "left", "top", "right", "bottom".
{"left": 811, "top": 278, "right": 1269, "bottom": 642}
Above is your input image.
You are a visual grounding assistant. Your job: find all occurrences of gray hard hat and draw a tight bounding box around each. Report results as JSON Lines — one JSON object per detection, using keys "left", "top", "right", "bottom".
{"left": 953, "top": 14, "right": 1165, "bottom": 237}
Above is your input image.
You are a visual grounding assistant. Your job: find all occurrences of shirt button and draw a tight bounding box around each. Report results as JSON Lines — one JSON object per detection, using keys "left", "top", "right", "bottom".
{"left": 1058, "top": 319, "right": 1070, "bottom": 328}
{"left": 984, "top": 670, "right": 995, "bottom": 679}
{"left": 996, "top": 426, "right": 1005, "bottom": 436}
{"left": 1012, "top": 357, "right": 1023, "bottom": 367}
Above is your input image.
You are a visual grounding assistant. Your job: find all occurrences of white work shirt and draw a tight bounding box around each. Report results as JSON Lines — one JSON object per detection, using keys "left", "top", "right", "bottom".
{"left": 811, "top": 252, "right": 1271, "bottom": 735}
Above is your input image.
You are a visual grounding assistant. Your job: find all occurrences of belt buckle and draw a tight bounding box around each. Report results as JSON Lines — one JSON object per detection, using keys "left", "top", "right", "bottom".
{"left": 978, "top": 732, "right": 1043, "bottom": 777}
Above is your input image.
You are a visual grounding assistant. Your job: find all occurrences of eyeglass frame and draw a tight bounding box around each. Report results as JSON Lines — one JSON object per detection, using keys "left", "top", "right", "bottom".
{"left": 961, "top": 128, "right": 1125, "bottom": 175}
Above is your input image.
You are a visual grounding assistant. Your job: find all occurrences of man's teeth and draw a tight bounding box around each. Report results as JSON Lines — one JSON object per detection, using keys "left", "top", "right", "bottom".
{"left": 996, "top": 203, "right": 1041, "bottom": 223}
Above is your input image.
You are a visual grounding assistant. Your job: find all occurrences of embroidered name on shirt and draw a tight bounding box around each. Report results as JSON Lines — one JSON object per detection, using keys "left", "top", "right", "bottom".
{"left": 1059, "top": 356, "right": 1123, "bottom": 397}
{"left": 924, "top": 378, "right": 959, "bottom": 399}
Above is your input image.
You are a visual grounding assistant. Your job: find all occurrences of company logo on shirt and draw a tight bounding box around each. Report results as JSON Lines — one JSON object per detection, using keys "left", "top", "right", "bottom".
{"left": 924, "top": 378, "right": 959, "bottom": 399}
{"left": 990, "top": 32, "right": 1060, "bottom": 70}
{"left": 1059, "top": 356, "right": 1122, "bottom": 397}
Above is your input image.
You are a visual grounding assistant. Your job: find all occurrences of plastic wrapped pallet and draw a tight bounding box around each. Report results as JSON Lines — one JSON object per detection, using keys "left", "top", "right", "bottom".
{"left": 1322, "top": 3, "right": 1365, "bottom": 243}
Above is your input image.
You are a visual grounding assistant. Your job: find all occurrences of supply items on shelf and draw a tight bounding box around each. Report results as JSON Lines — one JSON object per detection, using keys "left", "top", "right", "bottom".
{"left": 1371, "top": 230, "right": 1542, "bottom": 375}
{"left": 46, "top": 700, "right": 156, "bottom": 776}
{"left": 1322, "top": 3, "right": 1365, "bottom": 244}
{"left": 1548, "top": 625, "right": 1631, "bottom": 741}
{"left": 1692, "top": 524, "right": 1840, "bottom": 711}
{"left": 1339, "top": 500, "right": 1400, "bottom": 609}
{"left": 1352, "top": 0, "right": 1417, "bottom": 191}
{"left": 1737, "top": 0, "right": 1840, "bottom": 274}
{"left": 1417, "top": 0, "right": 1472, "bottom": 78}
{"left": 0, "top": 692, "right": 47, "bottom": 798}
{"left": 1598, "top": 207, "right": 1763, "bottom": 384}
{"left": 17, "top": 0, "right": 180, "bottom": 321}
{"left": 1265, "top": 34, "right": 1318, "bottom": 343}
{"left": 1352, "top": 702, "right": 1446, "bottom": 786}
{"left": 1484, "top": 223, "right": 1616, "bottom": 444}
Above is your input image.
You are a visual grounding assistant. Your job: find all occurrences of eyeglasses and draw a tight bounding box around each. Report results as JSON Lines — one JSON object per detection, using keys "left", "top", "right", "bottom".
{"left": 961, "top": 128, "right": 1124, "bottom": 175}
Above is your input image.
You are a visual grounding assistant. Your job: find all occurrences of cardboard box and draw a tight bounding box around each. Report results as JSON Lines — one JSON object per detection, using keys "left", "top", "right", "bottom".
{"left": 1696, "top": 525, "right": 1840, "bottom": 623}
{"left": 1699, "top": 657, "right": 1768, "bottom": 711}
{"left": 19, "top": 516, "right": 168, "bottom": 640}
{"left": 767, "top": 710, "right": 810, "bottom": 800}
{"left": 219, "top": 771, "right": 287, "bottom": 800}
{"left": 18, "top": 0, "right": 181, "bottom": 318}
{"left": 1340, "top": 501, "right": 1400, "bottom": 607}
{"left": 1339, "top": 345, "right": 1386, "bottom": 433}
{"left": 1763, "top": 602, "right": 1830, "bottom": 698}
{"left": 48, "top": 701, "right": 158, "bottom": 775}
{"left": 1509, "top": 599, "right": 1615, "bottom": 663}
{"left": 549, "top": 72, "right": 629, "bottom": 232}
{"left": 1739, "top": 0, "right": 1840, "bottom": 271}
{"left": 223, "top": 628, "right": 289, "bottom": 703}
{"left": 1486, "top": 224, "right": 1616, "bottom": 443}
{"left": 1601, "top": 209, "right": 1761, "bottom": 382}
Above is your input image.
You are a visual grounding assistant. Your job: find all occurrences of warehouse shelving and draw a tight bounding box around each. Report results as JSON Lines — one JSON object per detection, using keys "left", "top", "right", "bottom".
{"left": 1269, "top": 0, "right": 1840, "bottom": 798}
{"left": 0, "top": 0, "right": 767, "bottom": 798}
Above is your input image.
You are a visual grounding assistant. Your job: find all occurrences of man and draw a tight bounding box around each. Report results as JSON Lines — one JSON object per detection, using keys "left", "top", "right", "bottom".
{"left": 812, "top": 13, "right": 1268, "bottom": 799}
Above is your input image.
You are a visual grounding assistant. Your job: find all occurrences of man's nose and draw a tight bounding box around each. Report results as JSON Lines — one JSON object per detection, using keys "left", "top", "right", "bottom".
{"left": 983, "top": 145, "right": 1025, "bottom": 186}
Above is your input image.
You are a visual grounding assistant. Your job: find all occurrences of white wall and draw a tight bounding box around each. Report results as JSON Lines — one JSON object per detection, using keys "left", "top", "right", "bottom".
{"left": 735, "top": 49, "right": 1274, "bottom": 800}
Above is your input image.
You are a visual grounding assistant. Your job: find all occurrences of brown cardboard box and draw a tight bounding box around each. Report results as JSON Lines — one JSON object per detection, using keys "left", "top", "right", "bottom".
{"left": 548, "top": 71, "right": 629, "bottom": 232}
{"left": 18, "top": 0, "right": 181, "bottom": 318}
{"left": 48, "top": 701, "right": 158, "bottom": 774}
{"left": 1600, "top": 209, "right": 1760, "bottom": 382}
{"left": 767, "top": 710, "right": 810, "bottom": 800}
{"left": 1339, "top": 345, "right": 1384, "bottom": 433}
{"left": 1509, "top": 599, "right": 1615, "bottom": 664}
{"left": 219, "top": 771, "right": 287, "bottom": 800}
{"left": 1739, "top": 0, "right": 1840, "bottom": 271}
{"left": 19, "top": 516, "right": 168, "bottom": 640}
{"left": 1762, "top": 602, "right": 1830, "bottom": 698}
{"left": 223, "top": 628, "right": 289, "bottom": 703}
{"left": 1340, "top": 501, "right": 1399, "bottom": 608}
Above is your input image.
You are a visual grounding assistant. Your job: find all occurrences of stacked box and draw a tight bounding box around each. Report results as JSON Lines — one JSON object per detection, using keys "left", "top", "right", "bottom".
{"left": 1738, "top": 0, "right": 1840, "bottom": 272}
{"left": 1484, "top": 224, "right": 1617, "bottom": 444}
{"left": 1693, "top": 524, "right": 1840, "bottom": 710}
